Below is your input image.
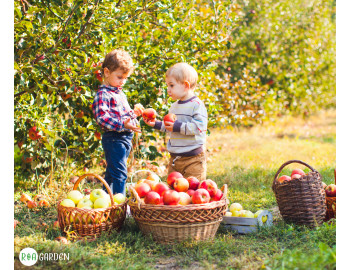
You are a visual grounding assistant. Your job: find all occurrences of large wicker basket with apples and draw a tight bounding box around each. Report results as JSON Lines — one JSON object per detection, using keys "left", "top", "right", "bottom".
{"left": 272, "top": 160, "right": 326, "bottom": 227}
{"left": 128, "top": 171, "right": 228, "bottom": 244}
{"left": 57, "top": 173, "right": 127, "bottom": 240}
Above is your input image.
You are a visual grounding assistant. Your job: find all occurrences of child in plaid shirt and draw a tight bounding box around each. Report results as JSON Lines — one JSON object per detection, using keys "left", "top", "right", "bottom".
{"left": 92, "top": 49, "right": 142, "bottom": 195}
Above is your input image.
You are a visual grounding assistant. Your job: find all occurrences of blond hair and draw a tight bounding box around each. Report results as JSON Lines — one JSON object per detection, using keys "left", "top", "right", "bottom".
{"left": 166, "top": 63, "right": 198, "bottom": 89}
{"left": 102, "top": 49, "right": 134, "bottom": 75}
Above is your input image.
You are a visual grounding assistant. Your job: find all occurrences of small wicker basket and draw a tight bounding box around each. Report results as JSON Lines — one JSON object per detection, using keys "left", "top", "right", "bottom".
{"left": 57, "top": 173, "right": 127, "bottom": 240}
{"left": 272, "top": 160, "right": 326, "bottom": 227}
{"left": 128, "top": 184, "right": 228, "bottom": 244}
{"left": 325, "top": 168, "right": 336, "bottom": 221}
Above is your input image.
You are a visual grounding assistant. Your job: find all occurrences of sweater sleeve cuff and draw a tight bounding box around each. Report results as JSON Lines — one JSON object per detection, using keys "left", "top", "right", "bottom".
{"left": 173, "top": 120, "right": 182, "bottom": 132}
{"left": 154, "top": 120, "right": 163, "bottom": 130}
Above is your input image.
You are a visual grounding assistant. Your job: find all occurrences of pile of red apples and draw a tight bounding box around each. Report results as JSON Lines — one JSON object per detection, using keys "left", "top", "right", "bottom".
{"left": 133, "top": 172, "right": 224, "bottom": 205}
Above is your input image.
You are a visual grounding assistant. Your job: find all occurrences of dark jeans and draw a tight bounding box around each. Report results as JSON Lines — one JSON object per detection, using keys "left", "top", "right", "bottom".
{"left": 102, "top": 131, "right": 133, "bottom": 195}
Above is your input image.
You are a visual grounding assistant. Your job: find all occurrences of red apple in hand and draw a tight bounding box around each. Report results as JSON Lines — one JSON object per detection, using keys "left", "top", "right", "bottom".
{"left": 173, "top": 177, "right": 189, "bottom": 192}
{"left": 210, "top": 189, "right": 223, "bottom": 202}
{"left": 167, "top": 171, "right": 183, "bottom": 188}
{"left": 291, "top": 169, "right": 306, "bottom": 177}
{"left": 154, "top": 182, "right": 171, "bottom": 196}
{"left": 142, "top": 108, "right": 157, "bottom": 120}
{"left": 144, "top": 191, "right": 161, "bottom": 205}
{"left": 325, "top": 184, "right": 336, "bottom": 197}
{"left": 187, "top": 176, "right": 200, "bottom": 190}
{"left": 277, "top": 175, "right": 291, "bottom": 183}
{"left": 135, "top": 182, "right": 151, "bottom": 198}
{"left": 199, "top": 179, "right": 218, "bottom": 197}
{"left": 163, "top": 190, "right": 180, "bottom": 205}
{"left": 163, "top": 113, "right": 176, "bottom": 123}
{"left": 192, "top": 189, "right": 210, "bottom": 204}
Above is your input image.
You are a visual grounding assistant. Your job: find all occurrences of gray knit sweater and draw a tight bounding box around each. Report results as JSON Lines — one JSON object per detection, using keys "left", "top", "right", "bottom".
{"left": 154, "top": 96, "right": 208, "bottom": 156}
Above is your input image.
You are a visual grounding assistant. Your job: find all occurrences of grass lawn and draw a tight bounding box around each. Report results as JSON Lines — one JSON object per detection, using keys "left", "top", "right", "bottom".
{"left": 14, "top": 110, "right": 336, "bottom": 269}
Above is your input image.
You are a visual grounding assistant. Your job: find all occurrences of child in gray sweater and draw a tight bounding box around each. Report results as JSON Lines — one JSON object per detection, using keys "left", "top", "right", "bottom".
{"left": 143, "top": 63, "right": 208, "bottom": 180}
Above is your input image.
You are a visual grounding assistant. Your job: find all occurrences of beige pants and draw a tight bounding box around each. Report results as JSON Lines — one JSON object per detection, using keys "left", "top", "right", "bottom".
{"left": 167, "top": 152, "right": 207, "bottom": 181}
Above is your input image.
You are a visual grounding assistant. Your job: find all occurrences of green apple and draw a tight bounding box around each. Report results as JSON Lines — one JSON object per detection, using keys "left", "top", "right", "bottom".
{"left": 239, "top": 210, "right": 247, "bottom": 217}
{"left": 77, "top": 198, "right": 93, "bottom": 209}
{"left": 232, "top": 210, "right": 241, "bottom": 217}
{"left": 229, "top": 203, "right": 243, "bottom": 212}
{"left": 242, "top": 210, "right": 254, "bottom": 218}
{"left": 254, "top": 209, "right": 264, "bottom": 218}
{"left": 67, "top": 190, "right": 83, "bottom": 204}
{"left": 225, "top": 211, "right": 232, "bottom": 217}
{"left": 90, "top": 189, "right": 107, "bottom": 203}
{"left": 60, "top": 198, "right": 76, "bottom": 207}
{"left": 113, "top": 193, "right": 126, "bottom": 204}
{"left": 94, "top": 197, "right": 109, "bottom": 209}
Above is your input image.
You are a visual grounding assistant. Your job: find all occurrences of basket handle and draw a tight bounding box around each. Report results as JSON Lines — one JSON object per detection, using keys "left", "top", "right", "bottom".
{"left": 129, "top": 169, "right": 159, "bottom": 184}
{"left": 73, "top": 173, "right": 115, "bottom": 206}
{"left": 273, "top": 160, "right": 317, "bottom": 183}
{"left": 129, "top": 185, "right": 142, "bottom": 210}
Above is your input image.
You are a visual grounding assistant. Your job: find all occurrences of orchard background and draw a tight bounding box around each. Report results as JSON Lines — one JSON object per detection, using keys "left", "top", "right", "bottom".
{"left": 14, "top": 0, "right": 336, "bottom": 269}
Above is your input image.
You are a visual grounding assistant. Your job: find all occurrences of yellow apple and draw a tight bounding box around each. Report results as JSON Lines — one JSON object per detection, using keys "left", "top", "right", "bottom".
{"left": 77, "top": 198, "right": 93, "bottom": 209}
{"left": 60, "top": 198, "right": 75, "bottom": 207}
{"left": 225, "top": 211, "right": 232, "bottom": 217}
{"left": 94, "top": 197, "right": 109, "bottom": 209}
{"left": 67, "top": 190, "right": 83, "bottom": 204}
{"left": 90, "top": 189, "right": 108, "bottom": 203}
{"left": 229, "top": 203, "right": 243, "bottom": 212}
{"left": 241, "top": 210, "right": 254, "bottom": 218}
{"left": 113, "top": 193, "right": 126, "bottom": 204}
{"left": 232, "top": 210, "right": 241, "bottom": 217}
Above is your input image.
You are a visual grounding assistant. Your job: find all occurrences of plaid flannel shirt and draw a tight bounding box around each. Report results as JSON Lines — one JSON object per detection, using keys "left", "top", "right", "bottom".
{"left": 92, "top": 85, "right": 138, "bottom": 132}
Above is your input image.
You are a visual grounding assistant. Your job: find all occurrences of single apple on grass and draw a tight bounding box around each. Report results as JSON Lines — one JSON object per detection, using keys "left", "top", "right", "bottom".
{"left": 174, "top": 177, "right": 189, "bottom": 192}
{"left": 291, "top": 168, "right": 306, "bottom": 177}
{"left": 325, "top": 184, "right": 336, "bottom": 197}
{"left": 178, "top": 192, "right": 192, "bottom": 205}
{"left": 277, "top": 175, "right": 291, "bottom": 183}
{"left": 90, "top": 189, "right": 108, "bottom": 203}
{"left": 163, "top": 190, "right": 181, "bottom": 205}
{"left": 60, "top": 198, "right": 76, "bottom": 207}
{"left": 163, "top": 113, "right": 177, "bottom": 123}
{"left": 135, "top": 182, "right": 151, "bottom": 198}
{"left": 187, "top": 176, "right": 200, "bottom": 190}
{"left": 154, "top": 182, "right": 171, "bottom": 196}
{"left": 192, "top": 189, "right": 210, "bottom": 204}
{"left": 144, "top": 191, "right": 161, "bottom": 205}
{"left": 67, "top": 190, "right": 84, "bottom": 204}
{"left": 53, "top": 220, "right": 60, "bottom": 229}
{"left": 20, "top": 193, "right": 32, "bottom": 204}
{"left": 167, "top": 171, "right": 183, "bottom": 188}
{"left": 199, "top": 179, "right": 218, "bottom": 197}
{"left": 27, "top": 200, "right": 37, "bottom": 209}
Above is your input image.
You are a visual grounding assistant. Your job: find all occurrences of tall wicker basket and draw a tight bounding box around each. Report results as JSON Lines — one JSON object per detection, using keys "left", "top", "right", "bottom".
{"left": 272, "top": 160, "right": 326, "bottom": 227}
{"left": 128, "top": 184, "right": 228, "bottom": 244}
{"left": 57, "top": 173, "right": 127, "bottom": 240}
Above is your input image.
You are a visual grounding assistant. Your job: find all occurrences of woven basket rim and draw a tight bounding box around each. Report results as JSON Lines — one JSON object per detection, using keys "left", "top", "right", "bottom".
{"left": 57, "top": 199, "right": 128, "bottom": 212}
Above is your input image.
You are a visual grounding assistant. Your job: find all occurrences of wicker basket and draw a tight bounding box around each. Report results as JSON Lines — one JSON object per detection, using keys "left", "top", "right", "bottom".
{"left": 272, "top": 160, "right": 326, "bottom": 227}
{"left": 128, "top": 184, "right": 228, "bottom": 244}
{"left": 57, "top": 173, "right": 127, "bottom": 240}
{"left": 325, "top": 168, "right": 336, "bottom": 221}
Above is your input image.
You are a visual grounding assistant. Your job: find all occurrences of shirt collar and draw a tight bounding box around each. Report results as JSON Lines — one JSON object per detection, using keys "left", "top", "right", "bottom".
{"left": 99, "top": 85, "right": 123, "bottom": 93}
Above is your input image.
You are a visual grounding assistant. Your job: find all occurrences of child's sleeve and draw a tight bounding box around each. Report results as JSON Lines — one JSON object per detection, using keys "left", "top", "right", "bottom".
{"left": 92, "top": 91, "right": 125, "bottom": 131}
{"left": 172, "top": 101, "right": 208, "bottom": 136}
{"left": 153, "top": 120, "right": 166, "bottom": 132}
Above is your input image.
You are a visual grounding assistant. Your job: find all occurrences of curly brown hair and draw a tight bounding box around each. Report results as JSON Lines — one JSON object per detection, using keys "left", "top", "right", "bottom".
{"left": 102, "top": 49, "right": 134, "bottom": 75}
